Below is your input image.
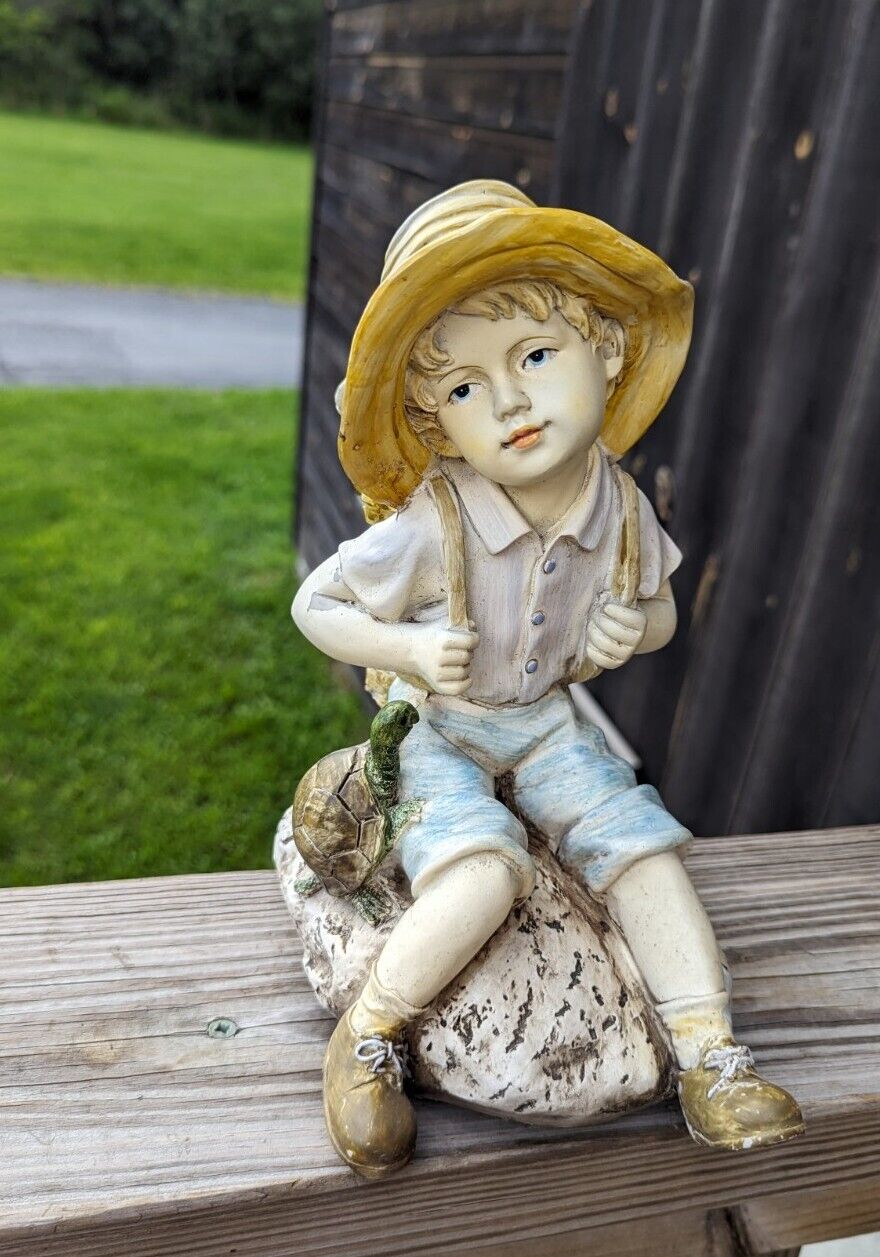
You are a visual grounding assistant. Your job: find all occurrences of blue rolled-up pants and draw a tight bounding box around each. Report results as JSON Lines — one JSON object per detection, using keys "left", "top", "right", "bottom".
{"left": 387, "top": 681, "right": 692, "bottom": 901}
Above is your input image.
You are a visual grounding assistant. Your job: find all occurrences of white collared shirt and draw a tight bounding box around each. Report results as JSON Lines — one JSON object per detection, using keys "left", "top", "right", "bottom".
{"left": 337, "top": 447, "right": 682, "bottom": 706}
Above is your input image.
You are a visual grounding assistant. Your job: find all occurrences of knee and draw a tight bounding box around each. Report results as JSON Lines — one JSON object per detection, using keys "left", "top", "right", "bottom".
{"left": 606, "top": 850, "right": 690, "bottom": 900}
{"left": 459, "top": 851, "right": 521, "bottom": 898}
{"left": 423, "top": 852, "right": 521, "bottom": 924}
{"left": 459, "top": 853, "right": 522, "bottom": 931}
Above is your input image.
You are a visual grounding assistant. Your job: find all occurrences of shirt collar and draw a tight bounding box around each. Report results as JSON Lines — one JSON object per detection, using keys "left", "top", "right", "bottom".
{"left": 440, "top": 446, "right": 612, "bottom": 555}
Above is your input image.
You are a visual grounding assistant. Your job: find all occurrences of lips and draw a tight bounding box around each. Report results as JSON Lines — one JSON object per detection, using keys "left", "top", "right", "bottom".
{"left": 503, "top": 422, "right": 547, "bottom": 450}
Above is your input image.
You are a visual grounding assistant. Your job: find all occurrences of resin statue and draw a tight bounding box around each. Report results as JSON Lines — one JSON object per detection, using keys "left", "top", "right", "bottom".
{"left": 289, "top": 180, "right": 804, "bottom": 1177}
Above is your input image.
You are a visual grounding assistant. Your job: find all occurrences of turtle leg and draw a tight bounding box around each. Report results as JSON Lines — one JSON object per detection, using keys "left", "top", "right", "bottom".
{"left": 350, "top": 882, "right": 394, "bottom": 926}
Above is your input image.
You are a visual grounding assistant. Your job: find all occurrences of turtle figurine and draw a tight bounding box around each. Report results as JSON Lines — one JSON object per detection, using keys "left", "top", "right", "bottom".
{"left": 291, "top": 699, "right": 421, "bottom": 924}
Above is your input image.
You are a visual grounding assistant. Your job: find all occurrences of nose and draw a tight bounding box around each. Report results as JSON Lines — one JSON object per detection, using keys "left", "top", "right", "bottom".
{"left": 494, "top": 380, "right": 531, "bottom": 422}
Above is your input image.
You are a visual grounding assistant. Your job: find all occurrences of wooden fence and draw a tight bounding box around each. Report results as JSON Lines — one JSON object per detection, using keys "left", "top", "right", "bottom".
{"left": 294, "top": 0, "right": 880, "bottom": 840}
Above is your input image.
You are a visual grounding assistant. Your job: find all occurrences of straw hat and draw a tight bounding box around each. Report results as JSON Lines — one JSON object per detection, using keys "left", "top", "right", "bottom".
{"left": 338, "top": 180, "right": 693, "bottom": 513}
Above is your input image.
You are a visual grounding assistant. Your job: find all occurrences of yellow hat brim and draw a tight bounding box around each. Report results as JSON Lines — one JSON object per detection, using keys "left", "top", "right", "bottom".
{"left": 339, "top": 207, "right": 694, "bottom": 510}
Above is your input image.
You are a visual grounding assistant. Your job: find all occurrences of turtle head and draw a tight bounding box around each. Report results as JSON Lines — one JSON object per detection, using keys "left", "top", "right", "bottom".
{"left": 369, "top": 700, "right": 419, "bottom": 755}
{"left": 366, "top": 700, "right": 420, "bottom": 836}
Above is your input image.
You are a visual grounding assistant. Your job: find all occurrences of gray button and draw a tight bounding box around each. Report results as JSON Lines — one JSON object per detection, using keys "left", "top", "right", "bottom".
{"left": 525, "top": 658, "right": 538, "bottom": 674}
{"left": 542, "top": 559, "right": 556, "bottom": 573}
{"left": 531, "top": 611, "right": 545, "bottom": 625}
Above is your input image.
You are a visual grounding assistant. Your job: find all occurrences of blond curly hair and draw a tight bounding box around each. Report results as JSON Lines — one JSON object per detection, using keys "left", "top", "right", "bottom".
{"left": 403, "top": 279, "right": 625, "bottom": 456}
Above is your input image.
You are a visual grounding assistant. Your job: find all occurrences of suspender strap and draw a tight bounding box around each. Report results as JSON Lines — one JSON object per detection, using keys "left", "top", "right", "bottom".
{"left": 369, "top": 471, "right": 469, "bottom": 701}
{"left": 611, "top": 465, "right": 641, "bottom": 608}
{"left": 572, "top": 464, "right": 641, "bottom": 684}
{"left": 427, "top": 473, "right": 469, "bottom": 632}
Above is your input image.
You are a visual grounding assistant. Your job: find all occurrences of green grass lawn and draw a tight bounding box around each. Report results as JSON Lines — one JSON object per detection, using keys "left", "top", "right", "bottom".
{"left": 0, "top": 112, "right": 312, "bottom": 296}
{"left": 0, "top": 389, "right": 370, "bottom": 886}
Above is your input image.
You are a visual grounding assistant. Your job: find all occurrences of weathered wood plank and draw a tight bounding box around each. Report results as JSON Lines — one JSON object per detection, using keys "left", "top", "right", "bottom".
{"left": 736, "top": 1178, "right": 880, "bottom": 1252}
{"left": 321, "top": 141, "right": 441, "bottom": 236}
{"left": 663, "top": 0, "right": 880, "bottom": 833}
{"left": 0, "top": 825, "right": 877, "bottom": 1255}
{"left": 310, "top": 208, "right": 384, "bottom": 322}
{"left": 329, "top": 0, "right": 578, "bottom": 58}
{"left": 571, "top": 0, "right": 819, "bottom": 782}
{"left": 323, "top": 101, "right": 554, "bottom": 194}
{"left": 293, "top": 1, "right": 331, "bottom": 560}
{"left": 325, "top": 54, "right": 565, "bottom": 139}
{"left": 823, "top": 646, "right": 880, "bottom": 825}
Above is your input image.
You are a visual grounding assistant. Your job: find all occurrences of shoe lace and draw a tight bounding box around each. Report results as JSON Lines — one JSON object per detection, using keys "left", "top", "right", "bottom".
{"left": 703, "top": 1043, "right": 755, "bottom": 1100}
{"left": 354, "top": 1034, "right": 409, "bottom": 1080}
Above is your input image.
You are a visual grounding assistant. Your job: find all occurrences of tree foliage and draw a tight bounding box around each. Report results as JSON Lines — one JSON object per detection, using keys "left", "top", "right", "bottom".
{"left": 176, "top": 0, "right": 319, "bottom": 138}
{"left": 0, "top": 0, "right": 322, "bottom": 140}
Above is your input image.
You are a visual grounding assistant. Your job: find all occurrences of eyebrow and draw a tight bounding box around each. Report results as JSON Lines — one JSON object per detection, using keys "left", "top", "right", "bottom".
{"left": 436, "top": 335, "right": 557, "bottom": 385}
{"left": 436, "top": 362, "right": 478, "bottom": 385}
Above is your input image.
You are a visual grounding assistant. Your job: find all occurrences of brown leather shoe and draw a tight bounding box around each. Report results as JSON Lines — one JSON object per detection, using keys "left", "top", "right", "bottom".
{"left": 322, "top": 1005, "right": 417, "bottom": 1178}
{"left": 678, "top": 1037, "right": 805, "bottom": 1151}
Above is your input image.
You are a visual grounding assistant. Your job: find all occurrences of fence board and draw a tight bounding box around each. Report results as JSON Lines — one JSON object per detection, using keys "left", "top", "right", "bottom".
{"left": 329, "top": 0, "right": 577, "bottom": 58}
{"left": 321, "top": 142, "right": 441, "bottom": 237}
{"left": 325, "top": 55, "right": 566, "bottom": 138}
{"left": 556, "top": 0, "right": 880, "bottom": 833}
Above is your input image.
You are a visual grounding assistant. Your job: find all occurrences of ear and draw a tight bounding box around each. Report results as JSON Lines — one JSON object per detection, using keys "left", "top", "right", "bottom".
{"left": 601, "top": 318, "right": 625, "bottom": 385}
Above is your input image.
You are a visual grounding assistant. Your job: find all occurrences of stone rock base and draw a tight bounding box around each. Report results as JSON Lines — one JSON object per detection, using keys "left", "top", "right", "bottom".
{"left": 274, "top": 808, "right": 673, "bottom": 1126}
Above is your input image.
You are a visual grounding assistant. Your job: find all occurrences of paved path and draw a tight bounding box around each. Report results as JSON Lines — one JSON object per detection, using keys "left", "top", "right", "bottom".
{"left": 0, "top": 279, "right": 304, "bottom": 387}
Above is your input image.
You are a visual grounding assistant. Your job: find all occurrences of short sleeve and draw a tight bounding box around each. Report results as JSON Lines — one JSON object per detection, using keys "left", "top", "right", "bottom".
{"left": 636, "top": 487, "right": 683, "bottom": 600}
{"left": 336, "top": 483, "right": 442, "bottom": 622}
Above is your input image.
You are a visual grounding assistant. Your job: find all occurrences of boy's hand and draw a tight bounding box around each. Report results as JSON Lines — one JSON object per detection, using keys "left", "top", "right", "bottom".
{"left": 412, "top": 625, "right": 479, "bottom": 695}
{"left": 586, "top": 601, "right": 647, "bottom": 670}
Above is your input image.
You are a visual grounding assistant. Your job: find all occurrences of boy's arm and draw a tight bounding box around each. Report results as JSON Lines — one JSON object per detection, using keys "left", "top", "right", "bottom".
{"left": 586, "top": 580, "right": 676, "bottom": 671}
{"left": 636, "top": 578, "right": 677, "bottom": 654}
{"left": 292, "top": 556, "right": 478, "bottom": 694}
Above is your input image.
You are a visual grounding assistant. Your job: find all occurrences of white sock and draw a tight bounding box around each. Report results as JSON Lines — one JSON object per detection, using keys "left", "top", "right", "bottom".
{"left": 350, "top": 965, "right": 426, "bottom": 1035}
{"left": 655, "top": 990, "right": 733, "bottom": 1070}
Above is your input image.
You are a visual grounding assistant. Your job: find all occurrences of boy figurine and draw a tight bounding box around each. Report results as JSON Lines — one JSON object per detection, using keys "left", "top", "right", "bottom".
{"left": 292, "top": 180, "right": 804, "bottom": 1177}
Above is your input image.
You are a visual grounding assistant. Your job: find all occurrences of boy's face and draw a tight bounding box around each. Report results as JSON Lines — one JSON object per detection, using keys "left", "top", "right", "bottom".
{"left": 423, "top": 309, "right": 613, "bottom": 489}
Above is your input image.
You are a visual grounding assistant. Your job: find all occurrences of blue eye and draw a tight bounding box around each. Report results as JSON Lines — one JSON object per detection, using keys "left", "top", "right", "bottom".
{"left": 523, "top": 348, "right": 556, "bottom": 369}
{"left": 449, "top": 383, "right": 473, "bottom": 404}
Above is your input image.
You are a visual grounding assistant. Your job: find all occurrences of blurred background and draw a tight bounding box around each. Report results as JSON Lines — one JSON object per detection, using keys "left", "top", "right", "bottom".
{"left": 0, "top": 0, "right": 372, "bottom": 887}
{"left": 1, "top": 0, "right": 878, "bottom": 894}
{"left": 0, "top": 0, "right": 320, "bottom": 141}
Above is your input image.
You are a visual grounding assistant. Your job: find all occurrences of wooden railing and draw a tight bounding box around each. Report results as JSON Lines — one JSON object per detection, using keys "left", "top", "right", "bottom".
{"left": 2, "top": 825, "right": 878, "bottom": 1256}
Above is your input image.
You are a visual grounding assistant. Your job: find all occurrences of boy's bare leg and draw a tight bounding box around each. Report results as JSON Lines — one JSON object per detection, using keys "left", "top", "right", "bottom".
{"left": 323, "top": 852, "right": 520, "bottom": 1178}
{"left": 604, "top": 851, "right": 730, "bottom": 1068}
{"left": 605, "top": 851, "right": 804, "bottom": 1148}
{"left": 374, "top": 852, "right": 522, "bottom": 1008}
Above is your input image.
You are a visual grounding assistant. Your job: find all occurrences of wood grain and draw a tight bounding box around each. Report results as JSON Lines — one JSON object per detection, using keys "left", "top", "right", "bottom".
{"left": 325, "top": 54, "right": 566, "bottom": 139}
{"left": 0, "top": 824, "right": 878, "bottom": 1255}
{"left": 328, "top": 0, "right": 578, "bottom": 59}
{"left": 736, "top": 1178, "right": 880, "bottom": 1252}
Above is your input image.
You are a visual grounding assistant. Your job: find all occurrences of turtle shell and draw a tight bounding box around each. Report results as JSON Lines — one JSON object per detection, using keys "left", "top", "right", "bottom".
{"left": 292, "top": 742, "right": 385, "bottom": 896}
